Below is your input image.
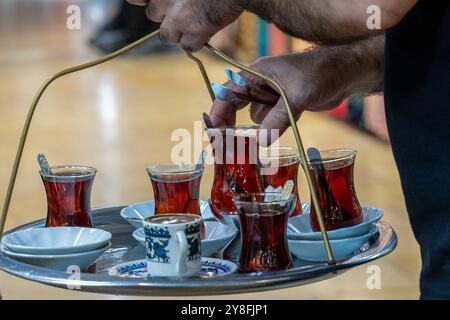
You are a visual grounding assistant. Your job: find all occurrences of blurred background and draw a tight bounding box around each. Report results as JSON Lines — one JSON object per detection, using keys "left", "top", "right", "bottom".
{"left": 0, "top": 0, "right": 418, "bottom": 299}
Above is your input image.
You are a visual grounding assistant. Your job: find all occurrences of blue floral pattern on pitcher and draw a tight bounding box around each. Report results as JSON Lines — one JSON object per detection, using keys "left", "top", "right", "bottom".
{"left": 185, "top": 222, "right": 201, "bottom": 261}
{"left": 144, "top": 225, "right": 171, "bottom": 264}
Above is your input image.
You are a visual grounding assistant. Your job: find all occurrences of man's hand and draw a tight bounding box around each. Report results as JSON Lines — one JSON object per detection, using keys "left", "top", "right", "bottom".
{"left": 209, "top": 35, "right": 385, "bottom": 143}
{"left": 127, "top": 0, "right": 244, "bottom": 51}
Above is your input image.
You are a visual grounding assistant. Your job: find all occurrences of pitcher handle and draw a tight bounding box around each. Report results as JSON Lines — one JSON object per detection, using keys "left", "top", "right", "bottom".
{"left": 175, "top": 230, "right": 188, "bottom": 275}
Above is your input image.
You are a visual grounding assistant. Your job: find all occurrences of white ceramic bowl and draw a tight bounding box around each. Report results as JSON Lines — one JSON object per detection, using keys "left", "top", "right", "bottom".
{"left": 120, "top": 200, "right": 214, "bottom": 229}
{"left": 288, "top": 206, "right": 383, "bottom": 240}
{"left": 133, "top": 221, "right": 238, "bottom": 257}
{"left": 0, "top": 242, "right": 111, "bottom": 271}
{"left": 1, "top": 227, "right": 112, "bottom": 255}
{"left": 288, "top": 227, "right": 378, "bottom": 262}
{"left": 220, "top": 213, "right": 240, "bottom": 229}
{"left": 195, "top": 221, "right": 239, "bottom": 257}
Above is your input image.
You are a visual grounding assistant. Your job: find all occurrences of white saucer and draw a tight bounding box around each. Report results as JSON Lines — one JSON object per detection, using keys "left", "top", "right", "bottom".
{"left": 288, "top": 228, "right": 379, "bottom": 262}
{"left": 108, "top": 257, "right": 238, "bottom": 278}
{"left": 1, "top": 242, "right": 111, "bottom": 271}
{"left": 132, "top": 221, "right": 238, "bottom": 257}
{"left": 288, "top": 205, "right": 383, "bottom": 240}
{"left": 1, "top": 227, "right": 112, "bottom": 255}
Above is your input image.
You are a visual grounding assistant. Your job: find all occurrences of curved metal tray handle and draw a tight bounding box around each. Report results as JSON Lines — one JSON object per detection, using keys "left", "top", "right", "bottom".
{"left": 0, "top": 29, "right": 335, "bottom": 264}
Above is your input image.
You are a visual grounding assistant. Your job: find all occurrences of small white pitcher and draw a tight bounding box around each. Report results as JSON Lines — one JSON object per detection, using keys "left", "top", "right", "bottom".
{"left": 143, "top": 214, "right": 202, "bottom": 277}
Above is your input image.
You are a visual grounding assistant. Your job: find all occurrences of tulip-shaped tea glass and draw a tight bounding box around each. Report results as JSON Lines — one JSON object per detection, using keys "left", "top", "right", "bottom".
{"left": 206, "top": 126, "right": 264, "bottom": 222}
{"left": 233, "top": 193, "right": 296, "bottom": 273}
{"left": 309, "top": 148, "right": 362, "bottom": 231}
{"left": 260, "top": 146, "right": 302, "bottom": 217}
{"left": 147, "top": 163, "right": 205, "bottom": 238}
{"left": 147, "top": 163, "right": 203, "bottom": 215}
{"left": 40, "top": 165, "right": 96, "bottom": 228}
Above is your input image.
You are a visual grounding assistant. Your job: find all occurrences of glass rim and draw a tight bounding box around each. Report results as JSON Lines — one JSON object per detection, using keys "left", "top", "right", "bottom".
{"left": 259, "top": 146, "right": 300, "bottom": 161}
{"left": 143, "top": 213, "right": 202, "bottom": 225}
{"left": 232, "top": 192, "right": 297, "bottom": 206}
{"left": 146, "top": 163, "right": 202, "bottom": 175}
{"left": 205, "top": 125, "right": 260, "bottom": 133}
{"left": 308, "top": 148, "right": 357, "bottom": 164}
{"left": 40, "top": 165, "right": 97, "bottom": 179}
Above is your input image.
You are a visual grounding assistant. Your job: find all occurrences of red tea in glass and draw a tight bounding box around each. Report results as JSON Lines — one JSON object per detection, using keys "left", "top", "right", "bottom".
{"left": 234, "top": 193, "right": 295, "bottom": 272}
{"left": 309, "top": 149, "right": 362, "bottom": 231}
{"left": 147, "top": 164, "right": 205, "bottom": 238}
{"left": 41, "top": 166, "right": 96, "bottom": 228}
{"left": 260, "top": 146, "right": 302, "bottom": 217}
{"left": 206, "top": 126, "right": 264, "bottom": 222}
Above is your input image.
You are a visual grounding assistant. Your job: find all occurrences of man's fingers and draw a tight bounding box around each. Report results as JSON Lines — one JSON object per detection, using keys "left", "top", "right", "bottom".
{"left": 259, "top": 101, "right": 297, "bottom": 146}
{"left": 159, "top": 19, "right": 182, "bottom": 43}
{"left": 236, "top": 70, "right": 272, "bottom": 91}
{"left": 180, "top": 34, "right": 208, "bottom": 52}
{"left": 209, "top": 79, "right": 251, "bottom": 127}
{"left": 208, "top": 68, "right": 276, "bottom": 128}
{"left": 127, "top": 0, "right": 148, "bottom": 6}
{"left": 209, "top": 98, "right": 247, "bottom": 128}
{"left": 236, "top": 57, "right": 281, "bottom": 93}
{"left": 209, "top": 100, "right": 235, "bottom": 128}
{"left": 146, "top": 3, "right": 165, "bottom": 22}
{"left": 249, "top": 103, "right": 272, "bottom": 124}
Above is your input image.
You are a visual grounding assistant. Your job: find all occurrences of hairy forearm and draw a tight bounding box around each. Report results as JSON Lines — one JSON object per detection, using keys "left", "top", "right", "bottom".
{"left": 240, "top": 0, "right": 413, "bottom": 45}
{"left": 343, "top": 34, "right": 385, "bottom": 95}
{"left": 321, "top": 34, "right": 385, "bottom": 97}
{"left": 303, "top": 34, "right": 385, "bottom": 106}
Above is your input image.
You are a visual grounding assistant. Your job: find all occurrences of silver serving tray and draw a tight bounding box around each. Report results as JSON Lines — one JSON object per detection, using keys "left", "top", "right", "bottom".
{"left": 0, "top": 206, "right": 397, "bottom": 296}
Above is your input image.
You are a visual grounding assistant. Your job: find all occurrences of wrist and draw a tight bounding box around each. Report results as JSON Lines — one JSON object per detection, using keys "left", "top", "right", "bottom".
{"left": 346, "top": 35, "right": 385, "bottom": 95}
{"left": 288, "top": 37, "right": 384, "bottom": 108}
{"left": 305, "top": 36, "right": 384, "bottom": 98}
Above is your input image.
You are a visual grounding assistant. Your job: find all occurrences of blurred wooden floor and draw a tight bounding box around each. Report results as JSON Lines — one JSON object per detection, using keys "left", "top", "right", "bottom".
{"left": 0, "top": 0, "right": 420, "bottom": 299}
